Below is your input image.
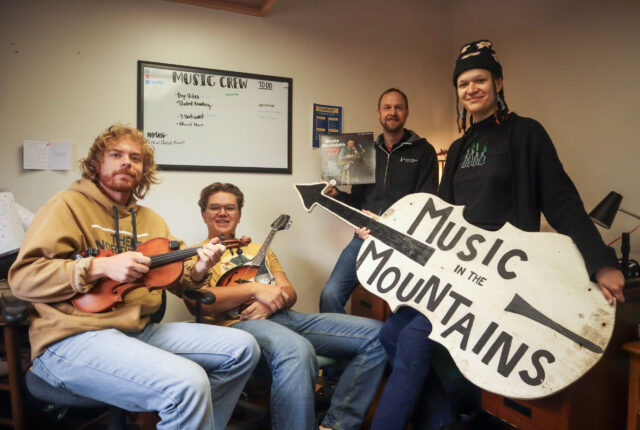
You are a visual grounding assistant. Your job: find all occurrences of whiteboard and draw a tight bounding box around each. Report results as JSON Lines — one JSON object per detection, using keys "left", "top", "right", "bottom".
{"left": 137, "top": 61, "right": 292, "bottom": 173}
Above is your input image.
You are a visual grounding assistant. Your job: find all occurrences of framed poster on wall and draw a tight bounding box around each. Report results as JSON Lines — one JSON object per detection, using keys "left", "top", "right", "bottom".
{"left": 138, "top": 61, "right": 292, "bottom": 173}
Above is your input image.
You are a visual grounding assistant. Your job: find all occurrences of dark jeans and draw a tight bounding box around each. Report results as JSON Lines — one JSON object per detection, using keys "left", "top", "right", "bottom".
{"left": 319, "top": 236, "right": 363, "bottom": 314}
{"left": 372, "top": 307, "right": 454, "bottom": 430}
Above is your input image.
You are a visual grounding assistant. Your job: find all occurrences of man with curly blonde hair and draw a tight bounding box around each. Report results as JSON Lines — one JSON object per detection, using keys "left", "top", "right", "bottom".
{"left": 9, "top": 124, "right": 259, "bottom": 429}
{"left": 80, "top": 124, "right": 159, "bottom": 200}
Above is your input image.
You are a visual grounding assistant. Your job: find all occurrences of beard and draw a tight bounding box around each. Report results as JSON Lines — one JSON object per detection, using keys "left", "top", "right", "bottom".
{"left": 380, "top": 116, "right": 405, "bottom": 133}
{"left": 99, "top": 169, "right": 141, "bottom": 194}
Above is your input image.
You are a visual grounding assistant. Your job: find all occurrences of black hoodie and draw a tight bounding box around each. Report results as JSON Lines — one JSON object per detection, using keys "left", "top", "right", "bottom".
{"left": 336, "top": 129, "right": 438, "bottom": 215}
{"left": 438, "top": 113, "right": 618, "bottom": 278}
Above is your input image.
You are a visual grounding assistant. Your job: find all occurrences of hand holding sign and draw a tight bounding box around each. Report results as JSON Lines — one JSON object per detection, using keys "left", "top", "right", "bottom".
{"left": 295, "top": 182, "right": 614, "bottom": 399}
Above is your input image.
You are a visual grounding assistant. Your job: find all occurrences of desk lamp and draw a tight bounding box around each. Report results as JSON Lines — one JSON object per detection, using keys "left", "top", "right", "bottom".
{"left": 589, "top": 191, "right": 640, "bottom": 279}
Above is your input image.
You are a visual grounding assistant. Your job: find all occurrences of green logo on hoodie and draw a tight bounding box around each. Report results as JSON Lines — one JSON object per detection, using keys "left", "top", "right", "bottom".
{"left": 461, "top": 142, "right": 487, "bottom": 169}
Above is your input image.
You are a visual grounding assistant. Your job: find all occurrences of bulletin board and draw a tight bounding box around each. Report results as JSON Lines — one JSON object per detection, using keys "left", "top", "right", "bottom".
{"left": 137, "top": 61, "right": 292, "bottom": 173}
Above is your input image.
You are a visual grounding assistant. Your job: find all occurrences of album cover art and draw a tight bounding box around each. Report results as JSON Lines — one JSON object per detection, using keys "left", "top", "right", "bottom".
{"left": 320, "top": 132, "right": 375, "bottom": 185}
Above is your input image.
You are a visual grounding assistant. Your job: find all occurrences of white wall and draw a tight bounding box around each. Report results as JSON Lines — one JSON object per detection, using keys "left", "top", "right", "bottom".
{"left": 0, "top": 0, "right": 453, "bottom": 320}
{"left": 451, "top": 0, "right": 640, "bottom": 261}
{"left": 3, "top": 0, "right": 637, "bottom": 321}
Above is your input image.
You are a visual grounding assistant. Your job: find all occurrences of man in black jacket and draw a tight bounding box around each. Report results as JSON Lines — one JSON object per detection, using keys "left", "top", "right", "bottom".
{"left": 320, "top": 88, "right": 439, "bottom": 313}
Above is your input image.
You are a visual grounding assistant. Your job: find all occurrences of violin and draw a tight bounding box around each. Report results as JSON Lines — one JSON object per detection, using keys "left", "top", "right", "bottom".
{"left": 71, "top": 235, "right": 250, "bottom": 313}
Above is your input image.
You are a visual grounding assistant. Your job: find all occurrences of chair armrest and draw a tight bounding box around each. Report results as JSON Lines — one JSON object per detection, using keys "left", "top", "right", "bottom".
{"left": 184, "top": 289, "right": 216, "bottom": 324}
{"left": 184, "top": 289, "right": 216, "bottom": 305}
{"left": 1, "top": 295, "right": 30, "bottom": 324}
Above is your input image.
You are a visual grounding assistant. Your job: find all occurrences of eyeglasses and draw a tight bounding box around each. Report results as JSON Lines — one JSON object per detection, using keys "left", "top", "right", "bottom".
{"left": 207, "top": 204, "right": 238, "bottom": 214}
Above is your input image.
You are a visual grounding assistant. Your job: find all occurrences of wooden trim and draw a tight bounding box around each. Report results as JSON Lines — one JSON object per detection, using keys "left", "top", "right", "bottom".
{"left": 3, "top": 324, "right": 25, "bottom": 430}
{"left": 164, "top": 0, "right": 276, "bottom": 17}
{"left": 259, "top": 0, "right": 276, "bottom": 15}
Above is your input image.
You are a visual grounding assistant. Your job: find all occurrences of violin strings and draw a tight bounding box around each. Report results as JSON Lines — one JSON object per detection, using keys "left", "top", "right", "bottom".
{"left": 150, "top": 247, "right": 200, "bottom": 267}
{"left": 148, "top": 241, "right": 249, "bottom": 269}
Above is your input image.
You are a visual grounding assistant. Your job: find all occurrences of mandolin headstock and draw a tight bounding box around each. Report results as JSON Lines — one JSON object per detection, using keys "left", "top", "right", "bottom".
{"left": 271, "top": 214, "right": 291, "bottom": 231}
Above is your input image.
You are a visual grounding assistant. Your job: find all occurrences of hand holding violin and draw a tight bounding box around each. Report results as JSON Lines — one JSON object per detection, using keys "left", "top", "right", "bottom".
{"left": 191, "top": 238, "right": 226, "bottom": 282}
{"left": 73, "top": 236, "right": 250, "bottom": 313}
{"left": 87, "top": 251, "right": 151, "bottom": 283}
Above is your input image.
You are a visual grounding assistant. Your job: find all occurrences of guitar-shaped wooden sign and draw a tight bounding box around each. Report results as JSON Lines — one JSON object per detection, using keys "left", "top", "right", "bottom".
{"left": 184, "top": 215, "right": 292, "bottom": 319}
{"left": 295, "top": 182, "right": 614, "bottom": 399}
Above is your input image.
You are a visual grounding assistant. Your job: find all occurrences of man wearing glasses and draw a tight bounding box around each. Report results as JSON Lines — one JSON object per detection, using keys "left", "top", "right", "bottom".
{"left": 184, "top": 182, "right": 387, "bottom": 430}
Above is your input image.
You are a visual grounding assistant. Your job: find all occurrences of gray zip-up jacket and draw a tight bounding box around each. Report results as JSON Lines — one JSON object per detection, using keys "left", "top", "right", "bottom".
{"left": 336, "top": 129, "right": 438, "bottom": 215}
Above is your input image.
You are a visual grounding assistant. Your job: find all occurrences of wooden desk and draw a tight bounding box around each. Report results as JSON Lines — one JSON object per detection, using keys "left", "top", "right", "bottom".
{"left": 483, "top": 293, "right": 640, "bottom": 430}
{"left": 624, "top": 340, "right": 640, "bottom": 430}
{"left": 352, "top": 282, "right": 640, "bottom": 429}
{"left": 350, "top": 285, "right": 390, "bottom": 321}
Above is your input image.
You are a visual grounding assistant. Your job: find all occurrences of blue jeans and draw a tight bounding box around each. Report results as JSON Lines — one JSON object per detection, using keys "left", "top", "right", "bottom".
{"left": 233, "top": 309, "right": 387, "bottom": 430}
{"left": 320, "top": 236, "right": 363, "bottom": 313}
{"left": 31, "top": 322, "right": 260, "bottom": 430}
{"left": 371, "top": 307, "right": 454, "bottom": 430}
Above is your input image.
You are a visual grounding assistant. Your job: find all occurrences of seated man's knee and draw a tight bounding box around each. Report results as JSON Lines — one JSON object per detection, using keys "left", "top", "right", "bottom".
{"left": 369, "top": 337, "right": 388, "bottom": 365}
{"left": 174, "top": 361, "right": 212, "bottom": 405}
{"left": 319, "top": 279, "right": 353, "bottom": 313}
{"left": 320, "top": 284, "right": 338, "bottom": 304}
{"left": 286, "top": 336, "right": 316, "bottom": 362}
{"left": 208, "top": 330, "right": 260, "bottom": 379}
{"left": 237, "top": 330, "right": 261, "bottom": 368}
{"left": 272, "top": 336, "right": 317, "bottom": 378}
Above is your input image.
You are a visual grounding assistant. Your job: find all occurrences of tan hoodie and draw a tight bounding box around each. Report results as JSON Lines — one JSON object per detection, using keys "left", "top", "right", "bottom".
{"left": 9, "top": 178, "right": 208, "bottom": 359}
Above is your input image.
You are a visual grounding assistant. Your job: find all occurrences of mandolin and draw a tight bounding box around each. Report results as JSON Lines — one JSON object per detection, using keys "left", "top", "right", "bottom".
{"left": 184, "top": 214, "right": 291, "bottom": 319}
{"left": 295, "top": 182, "right": 614, "bottom": 400}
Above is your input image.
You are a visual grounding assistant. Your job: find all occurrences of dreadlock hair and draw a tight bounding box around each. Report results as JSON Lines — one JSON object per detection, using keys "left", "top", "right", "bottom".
{"left": 495, "top": 85, "right": 509, "bottom": 124}
{"left": 455, "top": 96, "right": 468, "bottom": 134}
{"left": 456, "top": 72, "right": 509, "bottom": 134}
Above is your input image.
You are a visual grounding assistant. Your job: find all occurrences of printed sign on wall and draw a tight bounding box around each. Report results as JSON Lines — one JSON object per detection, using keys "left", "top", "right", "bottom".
{"left": 312, "top": 103, "right": 342, "bottom": 148}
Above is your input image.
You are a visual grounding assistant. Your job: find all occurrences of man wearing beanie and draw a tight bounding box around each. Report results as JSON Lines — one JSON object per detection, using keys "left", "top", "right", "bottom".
{"left": 370, "top": 40, "right": 624, "bottom": 430}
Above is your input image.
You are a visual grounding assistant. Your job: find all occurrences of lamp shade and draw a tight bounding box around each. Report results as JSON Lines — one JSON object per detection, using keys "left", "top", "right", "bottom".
{"left": 589, "top": 191, "right": 623, "bottom": 229}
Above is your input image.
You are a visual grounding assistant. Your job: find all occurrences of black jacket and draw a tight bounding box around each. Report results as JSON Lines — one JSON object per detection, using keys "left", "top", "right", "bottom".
{"left": 438, "top": 113, "right": 617, "bottom": 277}
{"left": 337, "top": 129, "right": 438, "bottom": 215}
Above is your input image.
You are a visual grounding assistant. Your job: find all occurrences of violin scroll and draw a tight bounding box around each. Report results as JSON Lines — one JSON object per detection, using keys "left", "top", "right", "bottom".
{"left": 219, "top": 234, "right": 251, "bottom": 255}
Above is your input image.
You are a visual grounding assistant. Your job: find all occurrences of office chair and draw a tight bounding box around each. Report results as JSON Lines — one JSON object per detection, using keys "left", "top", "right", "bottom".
{"left": 1, "top": 283, "right": 214, "bottom": 430}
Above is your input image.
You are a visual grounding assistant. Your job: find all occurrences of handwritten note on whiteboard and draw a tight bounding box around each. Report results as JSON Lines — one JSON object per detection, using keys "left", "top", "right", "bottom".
{"left": 138, "top": 61, "right": 292, "bottom": 173}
